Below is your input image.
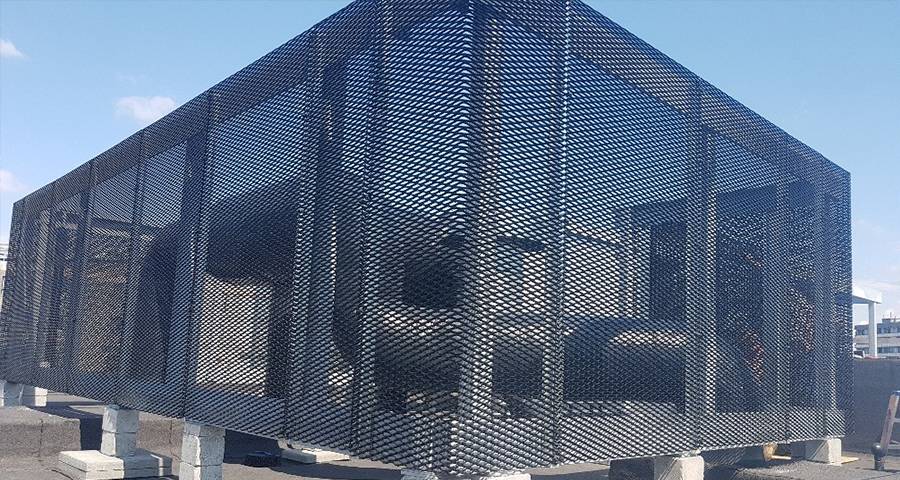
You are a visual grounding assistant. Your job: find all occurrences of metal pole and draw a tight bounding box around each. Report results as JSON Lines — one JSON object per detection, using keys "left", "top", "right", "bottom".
{"left": 869, "top": 302, "right": 878, "bottom": 358}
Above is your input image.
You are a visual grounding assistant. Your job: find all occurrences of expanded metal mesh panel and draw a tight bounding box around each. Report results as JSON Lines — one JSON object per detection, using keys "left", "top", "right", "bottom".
{"left": 69, "top": 137, "right": 140, "bottom": 401}
{"left": 116, "top": 97, "right": 208, "bottom": 415}
{"left": 0, "top": 189, "right": 51, "bottom": 384}
{"left": 1, "top": 0, "right": 851, "bottom": 475}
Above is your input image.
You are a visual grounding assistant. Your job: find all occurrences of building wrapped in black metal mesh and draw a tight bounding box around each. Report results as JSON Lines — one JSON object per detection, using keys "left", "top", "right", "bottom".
{"left": 0, "top": 0, "right": 851, "bottom": 475}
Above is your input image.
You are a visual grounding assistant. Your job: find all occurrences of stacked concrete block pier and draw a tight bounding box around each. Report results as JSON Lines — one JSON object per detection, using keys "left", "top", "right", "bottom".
{"left": 57, "top": 405, "right": 172, "bottom": 480}
{"left": 1, "top": 380, "right": 23, "bottom": 407}
{"left": 179, "top": 422, "right": 225, "bottom": 480}
{"left": 0, "top": 381, "right": 48, "bottom": 407}
{"left": 21, "top": 385, "right": 49, "bottom": 407}
{"left": 100, "top": 405, "right": 139, "bottom": 457}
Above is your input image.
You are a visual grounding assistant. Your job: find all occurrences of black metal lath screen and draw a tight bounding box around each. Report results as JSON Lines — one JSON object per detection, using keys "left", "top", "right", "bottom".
{"left": 0, "top": 0, "right": 852, "bottom": 475}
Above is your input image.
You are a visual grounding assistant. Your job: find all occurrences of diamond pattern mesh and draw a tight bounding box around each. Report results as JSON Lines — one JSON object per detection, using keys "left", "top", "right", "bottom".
{"left": 0, "top": 0, "right": 851, "bottom": 475}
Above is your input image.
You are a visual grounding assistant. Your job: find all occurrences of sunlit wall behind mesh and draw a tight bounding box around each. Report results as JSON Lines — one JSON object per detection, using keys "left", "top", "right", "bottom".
{"left": 0, "top": 0, "right": 851, "bottom": 475}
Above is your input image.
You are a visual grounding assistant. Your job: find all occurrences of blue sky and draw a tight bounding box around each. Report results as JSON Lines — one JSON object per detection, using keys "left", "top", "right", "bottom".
{"left": 1, "top": 0, "right": 897, "bottom": 320}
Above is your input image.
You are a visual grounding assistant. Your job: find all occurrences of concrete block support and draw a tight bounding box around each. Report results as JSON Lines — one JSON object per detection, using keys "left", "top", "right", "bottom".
{"left": 101, "top": 431, "right": 137, "bottom": 458}
{"left": 653, "top": 454, "right": 705, "bottom": 480}
{"left": 100, "top": 405, "right": 139, "bottom": 457}
{"left": 20, "top": 385, "right": 48, "bottom": 407}
{"left": 56, "top": 404, "right": 174, "bottom": 479}
{"left": 102, "top": 405, "right": 140, "bottom": 433}
{"left": 0, "top": 380, "right": 23, "bottom": 407}
{"left": 179, "top": 421, "right": 225, "bottom": 480}
{"left": 803, "top": 438, "right": 842, "bottom": 465}
{"left": 400, "top": 470, "right": 531, "bottom": 480}
{"left": 278, "top": 440, "right": 350, "bottom": 464}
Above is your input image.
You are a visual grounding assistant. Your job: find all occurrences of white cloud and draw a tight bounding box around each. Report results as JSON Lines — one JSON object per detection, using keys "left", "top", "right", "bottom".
{"left": 0, "top": 39, "right": 25, "bottom": 59}
{"left": 0, "top": 169, "right": 27, "bottom": 193}
{"left": 115, "top": 96, "right": 176, "bottom": 125}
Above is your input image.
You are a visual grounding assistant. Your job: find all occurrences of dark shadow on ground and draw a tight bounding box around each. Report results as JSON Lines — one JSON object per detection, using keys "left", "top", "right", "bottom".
{"left": 223, "top": 430, "right": 281, "bottom": 463}
{"left": 531, "top": 470, "right": 610, "bottom": 480}
{"left": 265, "top": 462, "right": 402, "bottom": 480}
{"left": 32, "top": 405, "right": 102, "bottom": 450}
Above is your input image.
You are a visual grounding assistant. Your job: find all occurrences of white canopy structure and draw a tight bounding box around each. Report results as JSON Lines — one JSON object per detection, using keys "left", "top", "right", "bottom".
{"left": 853, "top": 284, "right": 884, "bottom": 357}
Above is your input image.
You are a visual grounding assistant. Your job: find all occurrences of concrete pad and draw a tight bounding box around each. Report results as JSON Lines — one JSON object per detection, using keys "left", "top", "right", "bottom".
{"left": 56, "top": 461, "right": 170, "bottom": 480}
{"left": 281, "top": 446, "right": 350, "bottom": 464}
{"left": 59, "top": 449, "right": 171, "bottom": 470}
{"left": 56, "top": 449, "right": 172, "bottom": 480}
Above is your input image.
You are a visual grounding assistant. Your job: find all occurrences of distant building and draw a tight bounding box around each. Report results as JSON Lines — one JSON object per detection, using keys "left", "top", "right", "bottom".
{"left": 855, "top": 316, "right": 900, "bottom": 357}
{"left": 0, "top": 243, "right": 7, "bottom": 306}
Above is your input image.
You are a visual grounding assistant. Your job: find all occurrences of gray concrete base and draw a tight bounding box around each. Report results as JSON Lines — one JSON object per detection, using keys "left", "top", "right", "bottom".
{"left": 99, "top": 405, "right": 139, "bottom": 458}
{"left": 56, "top": 449, "right": 172, "bottom": 480}
{"left": 653, "top": 454, "right": 704, "bottom": 480}
{"left": 803, "top": 438, "right": 842, "bottom": 465}
{"left": 1, "top": 380, "right": 23, "bottom": 407}
{"left": 21, "top": 386, "right": 48, "bottom": 407}
{"left": 180, "top": 421, "right": 225, "bottom": 480}
{"left": 282, "top": 447, "right": 350, "bottom": 464}
{"left": 278, "top": 440, "right": 350, "bottom": 464}
{"left": 401, "top": 469, "right": 531, "bottom": 480}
